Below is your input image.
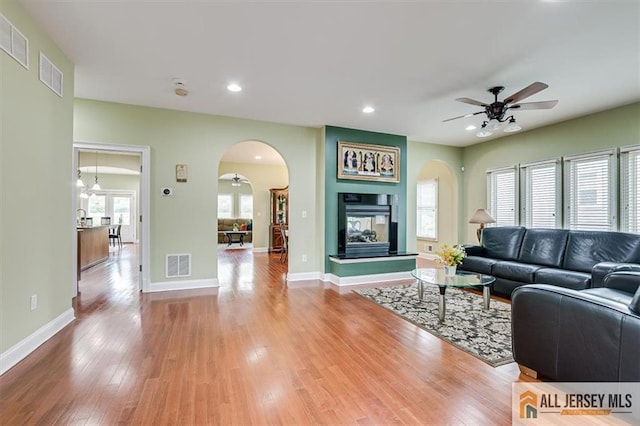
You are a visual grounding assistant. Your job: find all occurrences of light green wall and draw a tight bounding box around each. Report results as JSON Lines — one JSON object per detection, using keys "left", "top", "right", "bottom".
{"left": 461, "top": 102, "right": 640, "bottom": 243}
{"left": 74, "top": 99, "right": 320, "bottom": 283}
{"left": 218, "top": 161, "right": 288, "bottom": 250}
{"left": 1, "top": 1, "right": 75, "bottom": 352}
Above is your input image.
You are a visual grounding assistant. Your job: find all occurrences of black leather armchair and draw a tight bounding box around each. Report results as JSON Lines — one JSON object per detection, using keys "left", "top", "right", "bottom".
{"left": 511, "top": 270, "right": 640, "bottom": 381}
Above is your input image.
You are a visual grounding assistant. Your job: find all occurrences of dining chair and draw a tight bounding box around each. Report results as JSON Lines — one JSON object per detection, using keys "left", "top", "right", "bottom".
{"left": 109, "top": 224, "right": 122, "bottom": 248}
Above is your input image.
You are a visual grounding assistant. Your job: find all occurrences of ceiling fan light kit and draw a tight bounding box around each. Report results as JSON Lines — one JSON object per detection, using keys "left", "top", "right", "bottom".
{"left": 445, "top": 81, "right": 558, "bottom": 138}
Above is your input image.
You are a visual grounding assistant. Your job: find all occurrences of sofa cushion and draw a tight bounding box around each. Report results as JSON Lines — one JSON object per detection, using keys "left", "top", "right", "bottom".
{"left": 562, "top": 230, "right": 640, "bottom": 273}
{"left": 459, "top": 256, "right": 497, "bottom": 275}
{"left": 534, "top": 267, "right": 591, "bottom": 290}
{"left": 492, "top": 261, "right": 543, "bottom": 283}
{"left": 481, "top": 226, "right": 526, "bottom": 260}
{"left": 518, "top": 228, "right": 569, "bottom": 268}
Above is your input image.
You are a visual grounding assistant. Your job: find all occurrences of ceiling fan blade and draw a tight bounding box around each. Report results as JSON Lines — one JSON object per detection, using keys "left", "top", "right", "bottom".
{"left": 455, "top": 97, "right": 488, "bottom": 107}
{"left": 504, "top": 82, "right": 549, "bottom": 104}
{"left": 510, "top": 100, "right": 558, "bottom": 110}
{"left": 442, "top": 111, "right": 485, "bottom": 122}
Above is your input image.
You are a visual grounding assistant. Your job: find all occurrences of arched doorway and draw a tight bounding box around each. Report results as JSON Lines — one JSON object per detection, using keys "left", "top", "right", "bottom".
{"left": 416, "top": 159, "right": 458, "bottom": 255}
{"left": 216, "top": 141, "right": 289, "bottom": 286}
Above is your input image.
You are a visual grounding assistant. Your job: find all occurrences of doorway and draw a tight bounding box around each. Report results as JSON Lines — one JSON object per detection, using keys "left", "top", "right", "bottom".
{"left": 80, "top": 190, "right": 137, "bottom": 243}
{"left": 73, "top": 142, "right": 150, "bottom": 296}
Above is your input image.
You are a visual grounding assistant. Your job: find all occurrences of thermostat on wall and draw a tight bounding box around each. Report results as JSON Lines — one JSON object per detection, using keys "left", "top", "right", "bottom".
{"left": 161, "top": 187, "right": 173, "bottom": 196}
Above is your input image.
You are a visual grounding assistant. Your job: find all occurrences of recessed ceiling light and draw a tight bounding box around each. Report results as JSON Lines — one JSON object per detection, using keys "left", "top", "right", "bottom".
{"left": 362, "top": 106, "right": 375, "bottom": 114}
{"left": 255, "top": 155, "right": 262, "bottom": 160}
{"left": 227, "top": 83, "right": 242, "bottom": 92}
{"left": 465, "top": 125, "right": 477, "bottom": 131}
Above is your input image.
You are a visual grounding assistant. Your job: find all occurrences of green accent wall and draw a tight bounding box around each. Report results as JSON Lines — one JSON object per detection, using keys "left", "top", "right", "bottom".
{"left": 329, "top": 258, "right": 416, "bottom": 277}
{"left": 324, "top": 126, "right": 408, "bottom": 272}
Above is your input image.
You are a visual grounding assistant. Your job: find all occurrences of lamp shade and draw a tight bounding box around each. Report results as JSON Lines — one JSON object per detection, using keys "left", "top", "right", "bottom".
{"left": 468, "top": 208, "right": 496, "bottom": 225}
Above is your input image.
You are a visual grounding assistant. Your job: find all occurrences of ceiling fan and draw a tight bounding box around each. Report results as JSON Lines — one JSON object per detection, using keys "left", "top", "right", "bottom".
{"left": 443, "top": 82, "right": 558, "bottom": 137}
{"left": 231, "top": 173, "right": 249, "bottom": 186}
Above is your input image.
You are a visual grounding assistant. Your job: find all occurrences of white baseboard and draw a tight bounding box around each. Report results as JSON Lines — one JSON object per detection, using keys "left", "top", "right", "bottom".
{"left": 252, "top": 246, "right": 269, "bottom": 253}
{"left": 324, "top": 271, "right": 414, "bottom": 287}
{"left": 419, "top": 252, "right": 441, "bottom": 261}
{"left": 1, "top": 308, "right": 75, "bottom": 376}
{"left": 286, "top": 271, "right": 323, "bottom": 283}
{"left": 148, "top": 278, "right": 219, "bottom": 293}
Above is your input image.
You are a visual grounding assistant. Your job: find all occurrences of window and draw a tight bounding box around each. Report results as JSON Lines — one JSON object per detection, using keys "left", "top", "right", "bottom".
{"left": 564, "top": 150, "right": 616, "bottom": 231}
{"left": 239, "top": 194, "right": 253, "bottom": 219}
{"left": 87, "top": 194, "right": 106, "bottom": 224}
{"left": 217, "top": 194, "right": 233, "bottom": 218}
{"left": 487, "top": 166, "right": 518, "bottom": 226}
{"left": 621, "top": 145, "right": 640, "bottom": 233}
{"left": 521, "top": 160, "right": 561, "bottom": 228}
{"left": 417, "top": 179, "right": 438, "bottom": 239}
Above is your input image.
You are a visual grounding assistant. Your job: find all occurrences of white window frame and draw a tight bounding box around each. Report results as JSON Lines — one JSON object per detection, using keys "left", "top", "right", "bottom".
{"left": 621, "top": 145, "right": 640, "bottom": 234}
{"left": 520, "top": 159, "right": 561, "bottom": 228}
{"left": 563, "top": 149, "right": 617, "bottom": 231}
{"left": 217, "top": 193, "right": 233, "bottom": 219}
{"left": 487, "top": 166, "right": 519, "bottom": 227}
{"left": 416, "top": 178, "right": 438, "bottom": 240}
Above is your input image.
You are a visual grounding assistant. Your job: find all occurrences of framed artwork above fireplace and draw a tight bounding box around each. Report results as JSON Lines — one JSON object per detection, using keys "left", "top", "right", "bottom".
{"left": 337, "top": 141, "right": 400, "bottom": 183}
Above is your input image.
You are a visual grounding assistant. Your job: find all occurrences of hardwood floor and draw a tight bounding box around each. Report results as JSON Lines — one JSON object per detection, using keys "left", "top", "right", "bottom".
{"left": 0, "top": 246, "right": 533, "bottom": 425}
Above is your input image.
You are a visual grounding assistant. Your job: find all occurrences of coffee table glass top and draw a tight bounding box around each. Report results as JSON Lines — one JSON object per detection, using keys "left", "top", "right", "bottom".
{"left": 411, "top": 268, "right": 495, "bottom": 288}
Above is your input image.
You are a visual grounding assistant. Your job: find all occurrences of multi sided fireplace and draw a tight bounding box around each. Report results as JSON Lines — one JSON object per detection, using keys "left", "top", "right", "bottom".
{"left": 338, "top": 193, "right": 398, "bottom": 257}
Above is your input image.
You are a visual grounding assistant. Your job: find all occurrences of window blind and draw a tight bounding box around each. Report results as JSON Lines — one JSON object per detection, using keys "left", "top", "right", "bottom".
{"left": 522, "top": 161, "right": 560, "bottom": 228}
{"left": 487, "top": 167, "right": 517, "bottom": 226}
{"left": 621, "top": 146, "right": 640, "bottom": 233}
{"left": 564, "top": 151, "right": 615, "bottom": 231}
{"left": 417, "top": 179, "right": 437, "bottom": 239}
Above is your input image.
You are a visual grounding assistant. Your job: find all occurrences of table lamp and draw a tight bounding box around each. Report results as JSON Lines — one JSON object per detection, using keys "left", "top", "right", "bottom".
{"left": 469, "top": 208, "right": 496, "bottom": 242}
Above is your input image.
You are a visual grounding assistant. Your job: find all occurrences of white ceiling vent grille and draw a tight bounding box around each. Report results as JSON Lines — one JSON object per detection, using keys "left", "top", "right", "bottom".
{"left": 0, "top": 12, "right": 29, "bottom": 69}
{"left": 166, "top": 253, "right": 191, "bottom": 278}
{"left": 39, "top": 52, "right": 63, "bottom": 97}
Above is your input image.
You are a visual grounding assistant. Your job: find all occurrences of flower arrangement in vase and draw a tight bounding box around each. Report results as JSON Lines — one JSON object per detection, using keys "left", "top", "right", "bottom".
{"left": 435, "top": 244, "right": 466, "bottom": 276}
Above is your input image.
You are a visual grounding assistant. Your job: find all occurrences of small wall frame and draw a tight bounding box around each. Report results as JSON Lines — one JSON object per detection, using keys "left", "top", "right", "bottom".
{"left": 176, "top": 164, "right": 187, "bottom": 182}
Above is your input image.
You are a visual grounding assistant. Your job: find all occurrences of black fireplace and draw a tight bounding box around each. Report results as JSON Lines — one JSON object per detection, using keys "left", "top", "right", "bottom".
{"left": 338, "top": 192, "right": 398, "bottom": 257}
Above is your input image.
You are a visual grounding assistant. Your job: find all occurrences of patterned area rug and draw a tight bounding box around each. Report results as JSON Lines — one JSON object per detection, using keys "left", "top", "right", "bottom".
{"left": 354, "top": 284, "right": 514, "bottom": 367}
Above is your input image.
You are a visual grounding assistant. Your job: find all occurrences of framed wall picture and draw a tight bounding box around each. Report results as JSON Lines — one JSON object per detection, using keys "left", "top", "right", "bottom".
{"left": 176, "top": 164, "right": 188, "bottom": 182}
{"left": 337, "top": 141, "right": 400, "bottom": 183}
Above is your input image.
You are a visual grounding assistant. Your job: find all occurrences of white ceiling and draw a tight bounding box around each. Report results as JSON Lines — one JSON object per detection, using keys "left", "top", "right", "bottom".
{"left": 21, "top": 1, "right": 640, "bottom": 147}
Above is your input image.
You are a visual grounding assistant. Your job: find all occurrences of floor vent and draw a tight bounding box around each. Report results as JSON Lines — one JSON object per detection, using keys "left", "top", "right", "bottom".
{"left": 166, "top": 253, "right": 191, "bottom": 278}
{"left": 1, "top": 12, "right": 29, "bottom": 69}
{"left": 39, "top": 52, "right": 63, "bottom": 97}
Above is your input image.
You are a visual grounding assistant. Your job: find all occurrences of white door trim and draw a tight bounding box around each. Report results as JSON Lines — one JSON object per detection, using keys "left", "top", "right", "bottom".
{"left": 72, "top": 142, "right": 151, "bottom": 294}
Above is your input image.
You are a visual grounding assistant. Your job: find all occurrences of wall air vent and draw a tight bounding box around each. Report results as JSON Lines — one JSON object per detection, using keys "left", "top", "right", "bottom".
{"left": 39, "top": 52, "right": 63, "bottom": 97}
{"left": 166, "top": 253, "right": 191, "bottom": 278}
{"left": 0, "top": 12, "right": 29, "bottom": 69}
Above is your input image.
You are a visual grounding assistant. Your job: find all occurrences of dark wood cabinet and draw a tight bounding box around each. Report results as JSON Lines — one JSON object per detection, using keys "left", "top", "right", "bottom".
{"left": 269, "top": 186, "right": 288, "bottom": 252}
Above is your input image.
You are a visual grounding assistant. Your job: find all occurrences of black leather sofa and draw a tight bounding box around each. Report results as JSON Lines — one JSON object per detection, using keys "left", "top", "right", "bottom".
{"left": 459, "top": 226, "right": 640, "bottom": 297}
{"left": 511, "top": 270, "right": 640, "bottom": 381}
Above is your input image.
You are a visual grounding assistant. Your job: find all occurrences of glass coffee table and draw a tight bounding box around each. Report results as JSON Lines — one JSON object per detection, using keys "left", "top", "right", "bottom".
{"left": 411, "top": 268, "right": 496, "bottom": 322}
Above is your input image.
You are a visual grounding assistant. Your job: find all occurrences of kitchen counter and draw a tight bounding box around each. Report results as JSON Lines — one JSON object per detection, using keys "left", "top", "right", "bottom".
{"left": 77, "top": 225, "right": 109, "bottom": 276}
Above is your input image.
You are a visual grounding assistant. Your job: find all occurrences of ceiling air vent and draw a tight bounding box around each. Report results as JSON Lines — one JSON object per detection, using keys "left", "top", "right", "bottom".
{"left": 39, "top": 52, "right": 63, "bottom": 97}
{"left": 0, "top": 12, "right": 29, "bottom": 69}
{"left": 166, "top": 253, "right": 191, "bottom": 278}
